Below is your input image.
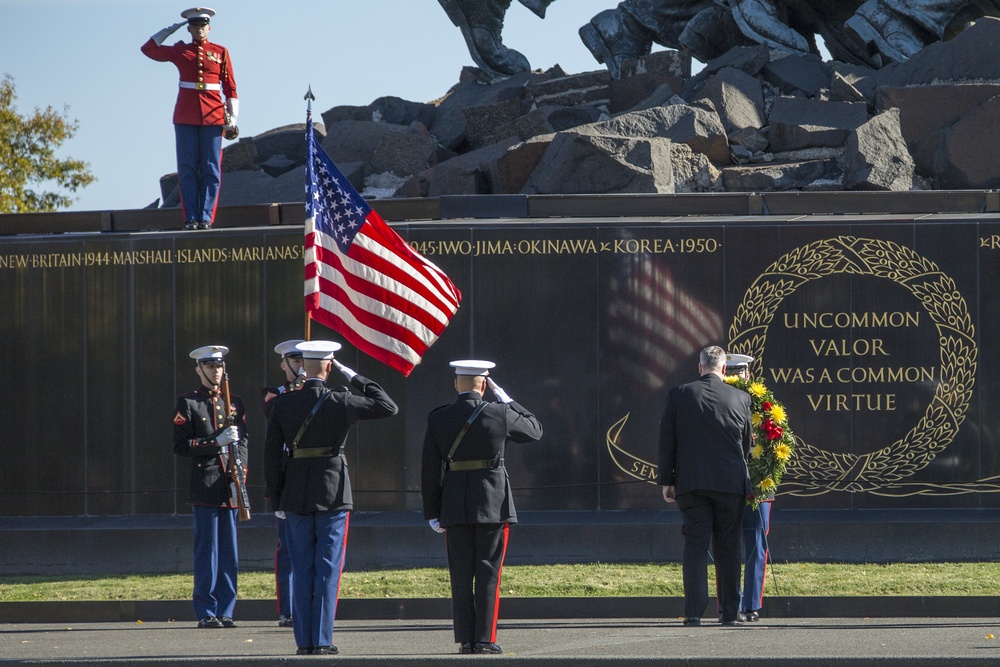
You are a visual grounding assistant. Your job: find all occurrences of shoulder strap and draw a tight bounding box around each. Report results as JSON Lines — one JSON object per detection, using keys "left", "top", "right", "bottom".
{"left": 446, "top": 401, "right": 489, "bottom": 463}
{"left": 291, "top": 390, "right": 332, "bottom": 450}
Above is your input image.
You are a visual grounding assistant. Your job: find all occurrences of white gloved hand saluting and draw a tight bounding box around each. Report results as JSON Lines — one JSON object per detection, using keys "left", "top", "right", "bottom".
{"left": 332, "top": 359, "right": 357, "bottom": 381}
{"left": 428, "top": 518, "right": 445, "bottom": 534}
{"left": 215, "top": 425, "right": 240, "bottom": 447}
{"left": 487, "top": 377, "right": 512, "bottom": 403}
{"left": 151, "top": 21, "right": 187, "bottom": 46}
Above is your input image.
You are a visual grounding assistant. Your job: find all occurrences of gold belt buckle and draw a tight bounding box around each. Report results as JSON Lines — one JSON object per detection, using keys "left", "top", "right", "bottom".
{"left": 195, "top": 82, "right": 206, "bottom": 91}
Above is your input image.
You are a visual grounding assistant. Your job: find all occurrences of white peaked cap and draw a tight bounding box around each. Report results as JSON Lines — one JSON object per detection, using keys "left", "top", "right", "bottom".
{"left": 295, "top": 340, "right": 342, "bottom": 359}
{"left": 190, "top": 345, "right": 229, "bottom": 361}
{"left": 274, "top": 339, "right": 306, "bottom": 356}
{"left": 450, "top": 359, "right": 496, "bottom": 376}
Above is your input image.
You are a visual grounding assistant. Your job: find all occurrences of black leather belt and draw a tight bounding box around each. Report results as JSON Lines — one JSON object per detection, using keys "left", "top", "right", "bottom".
{"left": 289, "top": 447, "right": 338, "bottom": 459}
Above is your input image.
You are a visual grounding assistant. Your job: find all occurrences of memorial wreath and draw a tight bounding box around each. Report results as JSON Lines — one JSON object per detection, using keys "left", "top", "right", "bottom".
{"left": 723, "top": 375, "right": 796, "bottom": 508}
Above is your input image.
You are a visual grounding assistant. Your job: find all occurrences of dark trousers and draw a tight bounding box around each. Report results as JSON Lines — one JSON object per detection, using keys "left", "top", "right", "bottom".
{"left": 275, "top": 515, "right": 293, "bottom": 618}
{"left": 174, "top": 123, "right": 223, "bottom": 224}
{"left": 445, "top": 522, "right": 509, "bottom": 644}
{"left": 676, "top": 490, "right": 744, "bottom": 621}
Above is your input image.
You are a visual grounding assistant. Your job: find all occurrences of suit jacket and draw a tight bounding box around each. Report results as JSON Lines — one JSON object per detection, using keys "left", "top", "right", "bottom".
{"left": 421, "top": 391, "right": 543, "bottom": 527}
{"left": 173, "top": 386, "right": 249, "bottom": 507}
{"left": 264, "top": 376, "right": 397, "bottom": 513}
{"left": 657, "top": 373, "right": 752, "bottom": 496}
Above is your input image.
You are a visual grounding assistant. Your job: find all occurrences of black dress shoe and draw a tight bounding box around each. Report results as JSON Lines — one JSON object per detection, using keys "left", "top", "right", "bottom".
{"left": 183, "top": 221, "right": 199, "bottom": 231}
{"left": 278, "top": 615, "right": 294, "bottom": 627}
{"left": 197, "top": 616, "right": 222, "bottom": 628}
{"left": 197, "top": 220, "right": 213, "bottom": 230}
{"left": 313, "top": 646, "right": 339, "bottom": 655}
{"left": 722, "top": 612, "right": 748, "bottom": 626}
{"left": 473, "top": 642, "right": 503, "bottom": 654}
{"left": 219, "top": 617, "right": 237, "bottom": 628}
{"left": 296, "top": 647, "right": 312, "bottom": 655}
{"left": 745, "top": 610, "right": 760, "bottom": 622}
{"left": 459, "top": 643, "right": 475, "bottom": 654}
{"left": 682, "top": 617, "right": 701, "bottom": 626}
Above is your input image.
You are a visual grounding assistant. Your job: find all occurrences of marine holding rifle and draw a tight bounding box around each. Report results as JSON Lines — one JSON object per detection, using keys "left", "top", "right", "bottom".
{"left": 172, "top": 344, "right": 249, "bottom": 629}
{"left": 263, "top": 340, "right": 398, "bottom": 656}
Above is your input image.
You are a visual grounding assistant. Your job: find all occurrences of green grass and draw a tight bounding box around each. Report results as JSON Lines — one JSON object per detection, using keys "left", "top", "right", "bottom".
{"left": 2, "top": 562, "right": 999, "bottom": 601}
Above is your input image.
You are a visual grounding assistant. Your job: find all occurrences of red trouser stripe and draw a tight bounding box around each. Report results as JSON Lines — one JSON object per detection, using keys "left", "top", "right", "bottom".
{"left": 489, "top": 522, "right": 510, "bottom": 642}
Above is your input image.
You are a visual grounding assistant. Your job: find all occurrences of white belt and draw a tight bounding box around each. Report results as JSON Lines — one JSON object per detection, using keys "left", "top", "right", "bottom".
{"left": 179, "top": 81, "right": 221, "bottom": 91}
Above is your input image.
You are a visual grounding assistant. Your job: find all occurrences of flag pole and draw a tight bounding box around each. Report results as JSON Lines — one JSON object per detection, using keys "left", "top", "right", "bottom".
{"left": 304, "top": 85, "right": 315, "bottom": 342}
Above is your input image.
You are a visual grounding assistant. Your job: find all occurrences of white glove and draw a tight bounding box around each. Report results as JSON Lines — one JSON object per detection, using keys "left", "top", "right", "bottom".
{"left": 333, "top": 359, "right": 357, "bottom": 381}
{"left": 215, "top": 426, "right": 240, "bottom": 447}
{"left": 428, "top": 518, "right": 445, "bottom": 534}
{"left": 225, "top": 98, "right": 239, "bottom": 127}
{"left": 151, "top": 21, "right": 186, "bottom": 46}
{"left": 274, "top": 511, "right": 286, "bottom": 520}
{"left": 487, "top": 377, "right": 512, "bottom": 403}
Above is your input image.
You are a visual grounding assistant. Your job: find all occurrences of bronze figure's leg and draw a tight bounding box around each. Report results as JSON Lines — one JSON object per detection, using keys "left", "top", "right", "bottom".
{"left": 438, "top": 0, "right": 531, "bottom": 80}
{"left": 579, "top": 6, "right": 654, "bottom": 79}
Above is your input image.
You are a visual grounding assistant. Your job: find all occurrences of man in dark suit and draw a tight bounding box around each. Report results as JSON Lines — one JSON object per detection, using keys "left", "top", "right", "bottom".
{"left": 658, "top": 345, "right": 753, "bottom": 626}
{"left": 421, "top": 360, "right": 543, "bottom": 655}
{"left": 264, "top": 340, "right": 398, "bottom": 656}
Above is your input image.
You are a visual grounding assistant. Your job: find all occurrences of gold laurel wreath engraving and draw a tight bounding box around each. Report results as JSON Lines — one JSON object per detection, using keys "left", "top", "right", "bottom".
{"left": 728, "top": 236, "right": 977, "bottom": 493}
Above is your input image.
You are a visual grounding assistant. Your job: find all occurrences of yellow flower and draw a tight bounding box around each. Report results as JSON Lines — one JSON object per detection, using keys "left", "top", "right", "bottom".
{"left": 749, "top": 382, "right": 767, "bottom": 397}
{"left": 751, "top": 444, "right": 764, "bottom": 459}
{"left": 723, "top": 375, "right": 738, "bottom": 384}
{"left": 751, "top": 412, "right": 762, "bottom": 427}
{"left": 774, "top": 443, "right": 791, "bottom": 461}
{"left": 770, "top": 404, "right": 786, "bottom": 422}
{"left": 758, "top": 477, "right": 776, "bottom": 492}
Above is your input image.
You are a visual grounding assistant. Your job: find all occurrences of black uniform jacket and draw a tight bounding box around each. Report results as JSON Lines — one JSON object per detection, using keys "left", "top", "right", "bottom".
{"left": 173, "top": 386, "right": 249, "bottom": 507}
{"left": 264, "top": 376, "right": 397, "bottom": 513}
{"left": 421, "top": 391, "right": 543, "bottom": 527}
{"left": 657, "top": 373, "right": 752, "bottom": 496}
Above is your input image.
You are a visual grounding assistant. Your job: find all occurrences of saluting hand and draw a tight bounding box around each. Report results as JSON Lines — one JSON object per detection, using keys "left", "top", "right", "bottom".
{"left": 486, "top": 377, "right": 512, "bottom": 403}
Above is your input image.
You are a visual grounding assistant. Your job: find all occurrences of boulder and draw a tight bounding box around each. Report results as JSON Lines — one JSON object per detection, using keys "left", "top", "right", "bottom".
{"left": 762, "top": 53, "right": 832, "bottom": 97}
{"left": 843, "top": 108, "right": 914, "bottom": 191}
{"left": 523, "top": 133, "right": 674, "bottom": 194}
{"left": 933, "top": 95, "right": 1000, "bottom": 189}
{"left": 721, "top": 159, "right": 842, "bottom": 191}
{"left": 768, "top": 97, "right": 868, "bottom": 152}
{"left": 694, "top": 67, "right": 765, "bottom": 134}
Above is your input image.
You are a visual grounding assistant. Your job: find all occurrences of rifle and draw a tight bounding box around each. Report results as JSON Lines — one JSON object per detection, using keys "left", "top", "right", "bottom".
{"left": 222, "top": 372, "right": 252, "bottom": 522}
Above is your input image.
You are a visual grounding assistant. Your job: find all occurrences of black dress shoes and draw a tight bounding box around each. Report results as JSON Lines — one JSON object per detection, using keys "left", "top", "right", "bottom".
{"left": 313, "top": 646, "right": 339, "bottom": 655}
{"left": 459, "top": 643, "right": 475, "bottom": 654}
{"left": 683, "top": 617, "right": 701, "bottom": 626}
{"left": 197, "top": 616, "right": 222, "bottom": 628}
{"left": 219, "top": 617, "right": 237, "bottom": 628}
{"left": 197, "top": 220, "right": 213, "bottom": 230}
{"left": 473, "top": 642, "right": 503, "bottom": 654}
{"left": 721, "top": 612, "right": 748, "bottom": 626}
{"left": 745, "top": 610, "right": 760, "bottom": 622}
{"left": 278, "top": 615, "right": 294, "bottom": 627}
{"left": 296, "top": 647, "right": 312, "bottom": 655}
{"left": 183, "top": 221, "right": 199, "bottom": 231}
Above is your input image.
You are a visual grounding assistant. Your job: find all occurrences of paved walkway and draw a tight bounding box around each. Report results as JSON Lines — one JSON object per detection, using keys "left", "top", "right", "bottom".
{"left": 3, "top": 617, "right": 1000, "bottom": 665}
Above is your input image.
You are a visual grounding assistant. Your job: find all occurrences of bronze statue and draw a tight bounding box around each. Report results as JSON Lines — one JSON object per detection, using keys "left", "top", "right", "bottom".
{"left": 438, "top": 0, "right": 556, "bottom": 80}
{"left": 579, "top": 0, "right": 1000, "bottom": 74}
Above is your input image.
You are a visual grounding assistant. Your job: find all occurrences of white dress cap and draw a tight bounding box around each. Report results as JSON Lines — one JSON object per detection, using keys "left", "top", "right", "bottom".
{"left": 274, "top": 339, "right": 305, "bottom": 357}
{"left": 181, "top": 7, "right": 216, "bottom": 21}
{"left": 295, "top": 340, "right": 342, "bottom": 360}
{"left": 725, "top": 353, "right": 754, "bottom": 367}
{"left": 189, "top": 344, "right": 229, "bottom": 361}
{"left": 450, "top": 359, "right": 496, "bottom": 376}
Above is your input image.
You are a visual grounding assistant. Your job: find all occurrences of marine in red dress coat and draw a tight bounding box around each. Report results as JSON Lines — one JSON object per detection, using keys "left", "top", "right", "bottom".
{"left": 141, "top": 7, "right": 237, "bottom": 230}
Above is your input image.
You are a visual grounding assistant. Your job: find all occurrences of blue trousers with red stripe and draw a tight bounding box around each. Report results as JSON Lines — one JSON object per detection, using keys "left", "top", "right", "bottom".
{"left": 444, "top": 522, "right": 509, "bottom": 644}
{"left": 285, "top": 511, "right": 349, "bottom": 651}
{"left": 174, "top": 124, "right": 223, "bottom": 224}
{"left": 275, "top": 515, "right": 293, "bottom": 618}
{"left": 191, "top": 505, "right": 238, "bottom": 621}
{"left": 741, "top": 500, "right": 772, "bottom": 613}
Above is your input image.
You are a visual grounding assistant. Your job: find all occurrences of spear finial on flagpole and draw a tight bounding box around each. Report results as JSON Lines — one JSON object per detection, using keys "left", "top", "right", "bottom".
{"left": 304, "top": 85, "right": 315, "bottom": 112}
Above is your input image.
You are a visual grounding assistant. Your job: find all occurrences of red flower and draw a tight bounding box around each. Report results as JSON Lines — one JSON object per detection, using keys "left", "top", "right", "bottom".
{"left": 762, "top": 401, "right": 772, "bottom": 411}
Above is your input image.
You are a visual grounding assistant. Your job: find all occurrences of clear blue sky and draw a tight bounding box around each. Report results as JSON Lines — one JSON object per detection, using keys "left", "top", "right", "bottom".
{"left": 1, "top": 0, "right": 631, "bottom": 212}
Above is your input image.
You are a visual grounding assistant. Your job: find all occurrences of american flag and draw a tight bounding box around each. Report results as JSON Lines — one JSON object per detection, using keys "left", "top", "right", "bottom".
{"left": 304, "top": 114, "right": 461, "bottom": 376}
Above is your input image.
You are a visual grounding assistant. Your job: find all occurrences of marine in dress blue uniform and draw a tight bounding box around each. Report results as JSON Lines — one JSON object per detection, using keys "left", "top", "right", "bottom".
{"left": 172, "top": 344, "right": 248, "bottom": 629}
{"left": 262, "top": 339, "right": 307, "bottom": 628}
{"left": 264, "top": 341, "right": 398, "bottom": 655}
{"left": 141, "top": 7, "right": 238, "bottom": 230}
{"left": 421, "top": 360, "right": 543, "bottom": 655}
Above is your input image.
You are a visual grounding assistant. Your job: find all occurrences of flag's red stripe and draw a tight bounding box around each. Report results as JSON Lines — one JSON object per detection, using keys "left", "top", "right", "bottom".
{"left": 306, "top": 293, "right": 416, "bottom": 376}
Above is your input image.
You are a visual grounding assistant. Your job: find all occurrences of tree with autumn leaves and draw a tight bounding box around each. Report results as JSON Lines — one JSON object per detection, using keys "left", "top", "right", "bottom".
{"left": 0, "top": 74, "right": 94, "bottom": 213}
